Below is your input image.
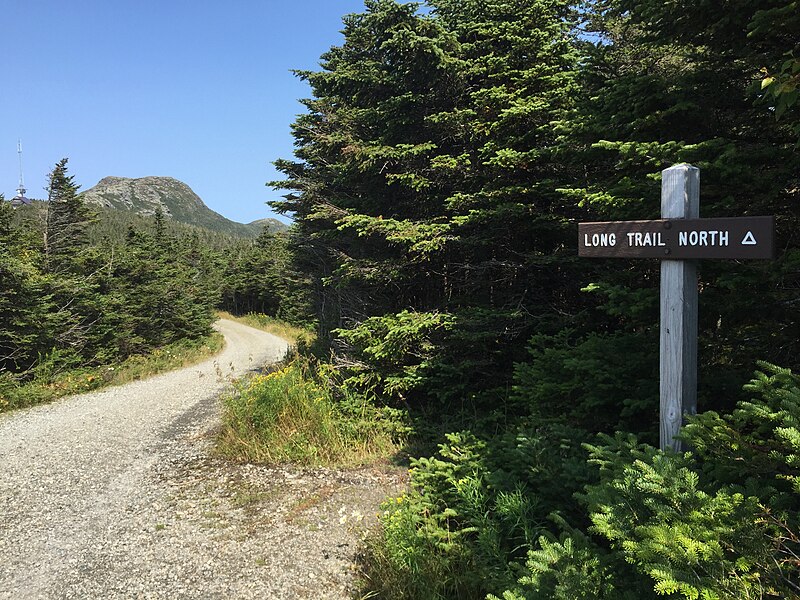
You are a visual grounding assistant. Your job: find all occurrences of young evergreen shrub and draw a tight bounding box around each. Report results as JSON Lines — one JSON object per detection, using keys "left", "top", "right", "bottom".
{"left": 492, "top": 365, "right": 800, "bottom": 600}
{"left": 365, "top": 432, "right": 514, "bottom": 600}
{"left": 684, "top": 363, "right": 800, "bottom": 502}
{"left": 362, "top": 425, "right": 596, "bottom": 599}
{"left": 582, "top": 434, "right": 770, "bottom": 599}
{"left": 334, "top": 310, "right": 455, "bottom": 404}
{"left": 682, "top": 362, "right": 800, "bottom": 595}
{"left": 488, "top": 533, "right": 643, "bottom": 600}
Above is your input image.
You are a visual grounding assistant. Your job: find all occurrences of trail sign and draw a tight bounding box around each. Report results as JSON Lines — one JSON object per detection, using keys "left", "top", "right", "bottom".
{"left": 578, "top": 164, "right": 777, "bottom": 452}
{"left": 579, "top": 216, "right": 775, "bottom": 259}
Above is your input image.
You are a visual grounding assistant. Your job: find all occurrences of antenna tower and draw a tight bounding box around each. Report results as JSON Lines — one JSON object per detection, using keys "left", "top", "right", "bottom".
{"left": 16, "top": 139, "right": 27, "bottom": 198}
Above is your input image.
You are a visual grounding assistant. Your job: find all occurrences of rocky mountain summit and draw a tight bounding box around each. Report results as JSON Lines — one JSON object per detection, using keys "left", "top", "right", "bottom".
{"left": 80, "top": 176, "right": 286, "bottom": 237}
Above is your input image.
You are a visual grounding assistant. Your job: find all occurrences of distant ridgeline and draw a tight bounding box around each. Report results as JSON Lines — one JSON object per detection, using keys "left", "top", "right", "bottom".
{"left": 79, "top": 176, "right": 286, "bottom": 238}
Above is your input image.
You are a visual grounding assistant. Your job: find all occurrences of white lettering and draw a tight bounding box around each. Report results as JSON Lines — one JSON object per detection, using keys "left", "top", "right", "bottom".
{"left": 586, "top": 233, "right": 617, "bottom": 247}
{"left": 626, "top": 231, "right": 668, "bottom": 247}
{"left": 679, "top": 230, "right": 730, "bottom": 247}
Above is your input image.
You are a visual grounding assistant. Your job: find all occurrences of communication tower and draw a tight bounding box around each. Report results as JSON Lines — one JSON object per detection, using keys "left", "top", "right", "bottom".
{"left": 11, "top": 140, "right": 31, "bottom": 207}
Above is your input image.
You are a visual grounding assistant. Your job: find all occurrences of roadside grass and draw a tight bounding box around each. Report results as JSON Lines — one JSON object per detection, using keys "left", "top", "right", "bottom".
{"left": 216, "top": 311, "right": 313, "bottom": 346}
{"left": 0, "top": 333, "right": 224, "bottom": 413}
{"left": 217, "top": 359, "right": 408, "bottom": 467}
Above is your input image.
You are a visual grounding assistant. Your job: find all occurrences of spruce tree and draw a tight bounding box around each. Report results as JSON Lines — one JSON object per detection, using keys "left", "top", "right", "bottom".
{"left": 0, "top": 199, "right": 51, "bottom": 372}
{"left": 44, "top": 158, "right": 92, "bottom": 275}
{"left": 274, "top": 0, "right": 584, "bottom": 406}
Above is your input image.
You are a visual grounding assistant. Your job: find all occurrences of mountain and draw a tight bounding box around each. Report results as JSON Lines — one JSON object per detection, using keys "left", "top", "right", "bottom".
{"left": 80, "top": 176, "right": 286, "bottom": 237}
{"left": 247, "top": 217, "right": 287, "bottom": 233}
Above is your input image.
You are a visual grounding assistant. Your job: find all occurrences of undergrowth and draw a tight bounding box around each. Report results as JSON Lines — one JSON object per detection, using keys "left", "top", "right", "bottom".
{"left": 0, "top": 333, "right": 224, "bottom": 413}
{"left": 357, "top": 364, "right": 800, "bottom": 599}
{"left": 217, "top": 359, "right": 408, "bottom": 467}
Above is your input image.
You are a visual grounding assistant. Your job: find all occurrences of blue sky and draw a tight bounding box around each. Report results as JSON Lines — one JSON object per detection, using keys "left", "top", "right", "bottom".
{"left": 1, "top": 0, "right": 374, "bottom": 224}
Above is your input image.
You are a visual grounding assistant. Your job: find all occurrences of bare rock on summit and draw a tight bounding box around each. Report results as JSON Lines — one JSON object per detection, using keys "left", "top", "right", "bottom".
{"left": 82, "top": 176, "right": 191, "bottom": 217}
{"left": 80, "top": 176, "right": 286, "bottom": 238}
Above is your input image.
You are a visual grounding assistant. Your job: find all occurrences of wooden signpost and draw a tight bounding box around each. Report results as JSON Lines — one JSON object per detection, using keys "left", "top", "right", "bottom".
{"left": 579, "top": 164, "right": 776, "bottom": 451}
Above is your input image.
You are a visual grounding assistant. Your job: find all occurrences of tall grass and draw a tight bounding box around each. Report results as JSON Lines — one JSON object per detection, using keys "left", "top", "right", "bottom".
{"left": 218, "top": 360, "right": 406, "bottom": 466}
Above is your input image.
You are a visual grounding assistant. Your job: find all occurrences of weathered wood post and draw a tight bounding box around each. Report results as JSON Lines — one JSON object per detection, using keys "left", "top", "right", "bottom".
{"left": 578, "top": 165, "right": 774, "bottom": 452}
{"left": 659, "top": 164, "right": 699, "bottom": 451}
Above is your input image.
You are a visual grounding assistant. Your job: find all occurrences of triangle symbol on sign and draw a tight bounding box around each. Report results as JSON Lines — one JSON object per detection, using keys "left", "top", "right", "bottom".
{"left": 742, "top": 231, "right": 758, "bottom": 245}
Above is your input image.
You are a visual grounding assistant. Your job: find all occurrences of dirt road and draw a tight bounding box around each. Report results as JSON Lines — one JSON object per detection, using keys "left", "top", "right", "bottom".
{"left": 0, "top": 319, "right": 403, "bottom": 599}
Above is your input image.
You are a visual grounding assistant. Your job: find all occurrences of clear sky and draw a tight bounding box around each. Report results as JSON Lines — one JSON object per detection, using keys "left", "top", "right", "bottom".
{"left": 1, "top": 0, "right": 372, "bottom": 224}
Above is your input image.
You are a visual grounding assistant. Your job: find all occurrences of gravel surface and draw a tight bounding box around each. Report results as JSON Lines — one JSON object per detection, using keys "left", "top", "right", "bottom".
{"left": 0, "top": 319, "right": 406, "bottom": 599}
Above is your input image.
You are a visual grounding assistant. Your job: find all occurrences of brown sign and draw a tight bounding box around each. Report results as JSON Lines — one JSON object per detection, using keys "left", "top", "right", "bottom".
{"left": 578, "top": 216, "right": 775, "bottom": 259}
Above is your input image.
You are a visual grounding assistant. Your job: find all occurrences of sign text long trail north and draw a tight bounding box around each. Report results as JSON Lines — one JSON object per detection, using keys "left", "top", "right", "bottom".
{"left": 578, "top": 216, "right": 775, "bottom": 259}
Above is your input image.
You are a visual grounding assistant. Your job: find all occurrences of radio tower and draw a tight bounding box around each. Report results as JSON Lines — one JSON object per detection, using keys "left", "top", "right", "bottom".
{"left": 11, "top": 140, "right": 31, "bottom": 207}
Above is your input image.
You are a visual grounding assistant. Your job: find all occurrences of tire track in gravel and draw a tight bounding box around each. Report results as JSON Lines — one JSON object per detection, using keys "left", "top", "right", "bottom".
{"left": 0, "top": 319, "right": 404, "bottom": 599}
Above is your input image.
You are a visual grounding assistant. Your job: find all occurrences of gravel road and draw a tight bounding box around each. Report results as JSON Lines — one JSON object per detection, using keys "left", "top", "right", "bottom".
{"left": 0, "top": 319, "right": 405, "bottom": 600}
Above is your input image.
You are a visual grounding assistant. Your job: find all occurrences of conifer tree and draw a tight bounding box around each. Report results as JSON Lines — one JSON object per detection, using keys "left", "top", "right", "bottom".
{"left": 274, "top": 0, "right": 584, "bottom": 405}
{"left": 43, "top": 158, "right": 92, "bottom": 275}
{"left": 0, "top": 198, "right": 50, "bottom": 372}
{"left": 272, "top": 0, "right": 460, "bottom": 337}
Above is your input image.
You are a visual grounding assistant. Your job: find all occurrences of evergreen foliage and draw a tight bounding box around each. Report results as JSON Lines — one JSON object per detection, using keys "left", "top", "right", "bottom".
{"left": 567, "top": 0, "right": 800, "bottom": 410}
{"left": 0, "top": 199, "right": 51, "bottom": 373}
{"left": 272, "top": 0, "right": 584, "bottom": 408}
{"left": 4, "top": 0, "right": 796, "bottom": 595}
{"left": 43, "top": 159, "right": 93, "bottom": 275}
{"left": 219, "top": 230, "right": 312, "bottom": 324}
{"left": 366, "top": 367, "right": 800, "bottom": 599}
{"left": 270, "top": 0, "right": 800, "bottom": 598}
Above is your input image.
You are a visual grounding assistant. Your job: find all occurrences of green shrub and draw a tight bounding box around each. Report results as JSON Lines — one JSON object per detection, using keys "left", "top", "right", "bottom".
{"left": 334, "top": 310, "right": 456, "bottom": 404}
{"left": 582, "top": 434, "right": 770, "bottom": 599}
{"left": 366, "top": 364, "right": 800, "bottom": 600}
{"left": 489, "top": 533, "right": 643, "bottom": 600}
{"left": 360, "top": 425, "right": 595, "bottom": 599}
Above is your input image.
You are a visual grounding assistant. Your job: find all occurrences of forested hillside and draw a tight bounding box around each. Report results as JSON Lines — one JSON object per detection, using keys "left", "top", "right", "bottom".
{"left": 0, "top": 159, "right": 301, "bottom": 409}
{"left": 264, "top": 0, "right": 800, "bottom": 597}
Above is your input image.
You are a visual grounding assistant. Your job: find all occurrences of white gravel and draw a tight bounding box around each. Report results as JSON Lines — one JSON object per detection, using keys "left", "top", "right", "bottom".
{"left": 0, "top": 319, "right": 406, "bottom": 599}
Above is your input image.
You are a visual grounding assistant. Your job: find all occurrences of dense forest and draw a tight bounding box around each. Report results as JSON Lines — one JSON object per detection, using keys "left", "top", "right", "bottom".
{"left": 2, "top": 0, "right": 798, "bottom": 597}
{"left": 266, "top": 0, "right": 800, "bottom": 598}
